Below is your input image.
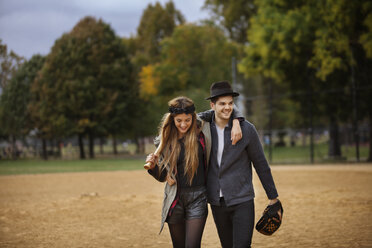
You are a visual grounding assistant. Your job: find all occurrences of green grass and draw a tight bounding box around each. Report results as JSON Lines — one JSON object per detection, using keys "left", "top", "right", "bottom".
{"left": 1, "top": 143, "right": 369, "bottom": 175}
{"left": 0, "top": 158, "right": 145, "bottom": 175}
{"left": 264, "top": 143, "right": 369, "bottom": 163}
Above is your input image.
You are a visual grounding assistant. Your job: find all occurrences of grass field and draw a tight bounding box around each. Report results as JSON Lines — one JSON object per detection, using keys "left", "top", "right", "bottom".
{"left": 0, "top": 158, "right": 144, "bottom": 175}
{"left": 0, "top": 142, "right": 369, "bottom": 175}
{"left": 264, "top": 143, "right": 370, "bottom": 163}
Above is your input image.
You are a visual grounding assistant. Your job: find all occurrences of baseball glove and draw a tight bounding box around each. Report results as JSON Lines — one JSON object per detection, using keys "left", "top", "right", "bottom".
{"left": 255, "top": 200, "right": 283, "bottom": 235}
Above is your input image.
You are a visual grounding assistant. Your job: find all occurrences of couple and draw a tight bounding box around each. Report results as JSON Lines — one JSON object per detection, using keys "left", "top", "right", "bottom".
{"left": 145, "top": 81, "right": 279, "bottom": 248}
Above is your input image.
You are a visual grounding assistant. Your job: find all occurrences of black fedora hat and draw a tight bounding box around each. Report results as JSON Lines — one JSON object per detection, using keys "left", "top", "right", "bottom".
{"left": 206, "top": 81, "right": 239, "bottom": 100}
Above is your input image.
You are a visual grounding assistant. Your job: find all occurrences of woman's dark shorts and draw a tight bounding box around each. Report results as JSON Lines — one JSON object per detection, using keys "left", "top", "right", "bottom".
{"left": 166, "top": 186, "right": 208, "bottom": 224}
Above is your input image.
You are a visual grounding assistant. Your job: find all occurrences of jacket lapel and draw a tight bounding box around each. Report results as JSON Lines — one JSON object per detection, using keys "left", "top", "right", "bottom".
{"left": 201, "top": 121, "right": 211, "bottom": 166}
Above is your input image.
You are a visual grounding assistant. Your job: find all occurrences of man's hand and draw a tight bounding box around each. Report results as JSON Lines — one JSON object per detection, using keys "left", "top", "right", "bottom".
{"left": 268, "top": 198, "right": 282, "bottom": 219}
{"left": 231, "top": 119, "right": 242, "bottom": 145}
{"left": 269, "top": 198, "right": 279, "bottom": 205}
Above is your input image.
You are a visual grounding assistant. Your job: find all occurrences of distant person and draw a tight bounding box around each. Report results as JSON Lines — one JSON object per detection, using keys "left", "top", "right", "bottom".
{"left": 204, "top": 81, "right": 280, "bottom": 248}
{"left": 145, "top": 96, "right": 242, "bottom": 248}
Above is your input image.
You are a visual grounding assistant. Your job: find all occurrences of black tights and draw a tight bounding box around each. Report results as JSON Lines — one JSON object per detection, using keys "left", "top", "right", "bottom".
{"left": 168, "top": 217, "right": 207, "bottom": 248}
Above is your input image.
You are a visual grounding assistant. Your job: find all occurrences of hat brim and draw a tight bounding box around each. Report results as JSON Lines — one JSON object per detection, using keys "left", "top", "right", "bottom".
{"left": 205, "top": 92, "right": 240, "bottom": 100}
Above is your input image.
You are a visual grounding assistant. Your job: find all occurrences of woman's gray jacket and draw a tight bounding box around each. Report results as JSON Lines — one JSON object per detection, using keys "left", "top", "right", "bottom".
{"left": 147, "top": 117, "right": 211, "bottom": 234}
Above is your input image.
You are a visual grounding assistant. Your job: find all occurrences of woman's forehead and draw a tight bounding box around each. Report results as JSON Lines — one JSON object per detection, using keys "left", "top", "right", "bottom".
{"left": 174, "top": 113, "right": 192, "bottom": 120}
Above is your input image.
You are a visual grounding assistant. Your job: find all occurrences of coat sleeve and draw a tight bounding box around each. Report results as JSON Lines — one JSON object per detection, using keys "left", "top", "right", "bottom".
{"left": 148, "top": 163, "right": 167, "bottom": 182}
{"left": 232, "top": 108, "right": 245, "bottom": 121}
{"left": 245, "top": 123, "right": 278, "bottom": 199}
{"left": 147, "top": 135, "right": 168, "bottom": 182}
{"left": 197, "top": 109, "right": 214, "bottom": 122}
{"left": 198, "top": 108, "right": 245, "bottom": 122}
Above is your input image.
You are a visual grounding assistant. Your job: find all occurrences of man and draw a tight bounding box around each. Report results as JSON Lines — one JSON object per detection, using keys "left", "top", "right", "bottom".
{"left": 206, "top": 81, "right": 279, "bottom": 248}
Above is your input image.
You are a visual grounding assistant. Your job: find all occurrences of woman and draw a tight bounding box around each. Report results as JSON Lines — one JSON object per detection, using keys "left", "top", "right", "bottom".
{"left": 145, "top": 96, "right": 242, "bottom": 248}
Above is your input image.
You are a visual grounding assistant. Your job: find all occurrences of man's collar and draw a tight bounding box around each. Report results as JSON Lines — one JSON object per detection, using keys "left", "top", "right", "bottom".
{"left": 211, "top": 112, "right": 216, "bottom": 124}
{"left": 227, "top": 113, "right": 234, "bottom": 128}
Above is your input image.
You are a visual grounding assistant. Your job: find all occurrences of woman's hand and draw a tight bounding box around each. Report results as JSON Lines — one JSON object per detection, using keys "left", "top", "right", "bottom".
{"left": 231, "top": 119, "right": 243, "bottom": 145}
{"left": 145, "top": 153, "right": 158, "bottom": 170}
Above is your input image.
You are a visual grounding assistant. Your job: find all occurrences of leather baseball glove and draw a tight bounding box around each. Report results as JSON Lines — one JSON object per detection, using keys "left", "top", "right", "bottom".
{"left": 255, "top": 199, "right": 283, "bottom": 235}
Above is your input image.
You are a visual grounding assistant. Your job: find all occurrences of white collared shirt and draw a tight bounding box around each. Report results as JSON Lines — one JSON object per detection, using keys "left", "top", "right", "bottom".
{"left": 216, "top": 125, "right": 225, "bottom": 197}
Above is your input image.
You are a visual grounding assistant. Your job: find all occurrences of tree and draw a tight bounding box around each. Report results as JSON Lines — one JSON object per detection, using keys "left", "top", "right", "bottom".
{"left": 29, "top": 53, "right": 69, "bottom": 160}
{"left": 136, "top": 1, "right": 185, "bottom": 64}
{"left": 122, "top": 1, "right": 186, "bottom": 153}
{"left": 142, "top": 24, "right": 240, "bottom": 110}
{"left": 239, "top": 0, "right": 372, "bottom": 160}
{"left": 357, "top": 1, "right": 372, "bottom": 161}
{"left": 33, "top": 16, "right": 135, "bottom": 159}
{"left": 203, "top": 0, "right": 256, "bottom": 43}
{"left": 0, "top": 39, "right": 24, "bottom": 91}
{"left": 0, "top": 55, "right": 45, "bottom": 159}
{"left": 203, "top": 1, "right": 300, "bottom": 157}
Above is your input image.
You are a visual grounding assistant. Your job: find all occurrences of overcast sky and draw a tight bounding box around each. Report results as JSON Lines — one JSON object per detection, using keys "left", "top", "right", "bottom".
{"left": 0, "top": 0, "right": 210, "bottom": 59}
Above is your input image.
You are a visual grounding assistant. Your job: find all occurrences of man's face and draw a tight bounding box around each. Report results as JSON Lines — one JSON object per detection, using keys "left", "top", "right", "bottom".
{"left": 210, "top": 95, "right": 234, "bottom": 121}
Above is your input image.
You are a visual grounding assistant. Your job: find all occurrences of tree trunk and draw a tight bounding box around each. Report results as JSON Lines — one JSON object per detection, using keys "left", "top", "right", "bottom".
{"left": 55, "top": 139, "right": 62, "bottom": 158}
{"left": 113, "top": 135, "right": 118, "bottom": 155}
{"left": 99, "top": 138, "right": 104, "bottom": 155}
{"left": 78, "top": 134, "right": 85, "bottom": 159}
{"left": 268, "top": 78, "right": 273, "bottom": 163}
{"left": 42, "top": 138, "right": 48, "bottom": 160}
{"left": 134, "top": 136, "right": 146, "bottom": 154}
{"left": 328, "top": 116, "right": 342, "bottom": 159}
{"left": 11, "top": 135, "right": 17, "bottom": 160}
{"left": 368, "top": 109, "right": 372, "bottom": 162}
{"left": 33, "top": 138, "right": 38, "bottom": 159}
{"left": 308, "top": 82, "right": 314, "bottom": 164}
{"left": 57, "top": 140, "right": 62, "bottom": 158}
{"left": 89, "top": 132, "right": 94, "bottom": 159}
{"left": 135, "top": 136, "right": 140, "bottom": 154}
{"left": 140, "top": 137, "right": 145, "bottom": 154}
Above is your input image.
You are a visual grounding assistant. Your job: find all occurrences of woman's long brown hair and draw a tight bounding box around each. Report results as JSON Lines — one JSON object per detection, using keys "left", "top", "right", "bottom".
{"left": 156, "top": 96, "right": 199, "bottom": 185}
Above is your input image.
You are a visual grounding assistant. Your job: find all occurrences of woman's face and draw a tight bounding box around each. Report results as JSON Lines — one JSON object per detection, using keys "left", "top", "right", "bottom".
{"left": 174, "top": 113, "right": 193, "bottom": 137}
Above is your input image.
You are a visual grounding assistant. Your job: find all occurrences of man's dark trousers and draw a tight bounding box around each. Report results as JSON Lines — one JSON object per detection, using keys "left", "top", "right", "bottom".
{"left": 211, "top": 198, "right": 255, "bottom": 248}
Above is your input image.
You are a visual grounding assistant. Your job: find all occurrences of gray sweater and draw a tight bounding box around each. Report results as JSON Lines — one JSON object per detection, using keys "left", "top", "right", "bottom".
{"left": 207, "top": 115, "right": 278, "bottom": 207}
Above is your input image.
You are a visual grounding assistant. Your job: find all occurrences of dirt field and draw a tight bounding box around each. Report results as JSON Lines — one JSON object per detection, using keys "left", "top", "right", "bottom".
{"left": 0, "top": 164, "right": 371, "bottom": 248}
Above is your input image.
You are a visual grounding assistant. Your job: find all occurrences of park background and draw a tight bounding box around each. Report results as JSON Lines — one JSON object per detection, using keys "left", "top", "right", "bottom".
{"left": 0, "top": 0, "right": 371, "bottom": 164}
{"left": 0, "top": 0, "right": 372, "bottom": 247}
